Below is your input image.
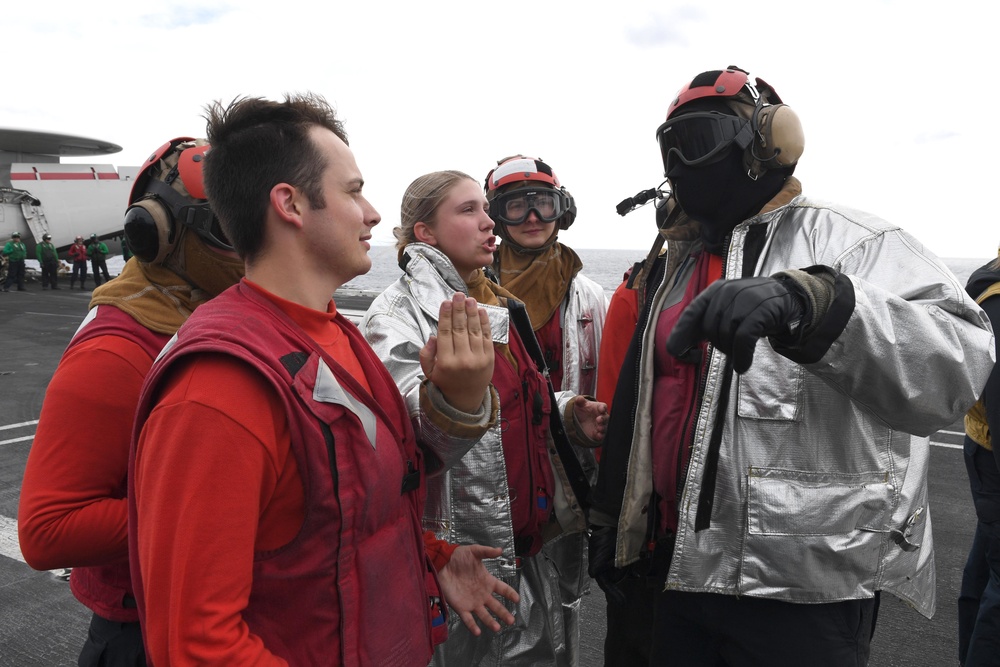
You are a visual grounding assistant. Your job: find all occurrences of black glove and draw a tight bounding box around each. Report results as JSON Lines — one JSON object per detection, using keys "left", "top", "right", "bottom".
{"left": 588, "top": 525, "right": 628, "bottom": 606}
{"left": 666, "top": 276, "right": 806, "bottom": 374}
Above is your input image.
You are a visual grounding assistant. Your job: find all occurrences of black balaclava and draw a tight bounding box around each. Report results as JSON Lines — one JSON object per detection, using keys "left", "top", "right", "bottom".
{"left": 666, "top": 98, "right": 788, "bottom": 254}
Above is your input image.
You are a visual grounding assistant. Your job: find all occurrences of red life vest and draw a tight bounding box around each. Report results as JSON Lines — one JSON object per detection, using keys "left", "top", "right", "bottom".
{"left": 492, "top": 323, "right": 556, "bottom": 557}
{"left": 651, "top": 250, "right": 722, "bottom": 534}
{"left": 67, "top": 305, "right": 169, "bottom": 622}
{"left": 535, "top": 312, "right": 565, "bottom": 392}
{"left": 128, "top": 283, "right": 445, "bottom": 666}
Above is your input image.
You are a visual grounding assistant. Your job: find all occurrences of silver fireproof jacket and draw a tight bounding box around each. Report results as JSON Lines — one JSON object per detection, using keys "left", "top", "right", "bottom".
{"left": 557, "top": 270, "right": 609, "bottom": 398}
{"left": 361, "top": 243, "right": 590, "bottom": 665}
{"left": 552, "top": 271, "right": 608, "bottom": 493}
{"left": 596, "top": 191, "right": 994, "bottom": 620}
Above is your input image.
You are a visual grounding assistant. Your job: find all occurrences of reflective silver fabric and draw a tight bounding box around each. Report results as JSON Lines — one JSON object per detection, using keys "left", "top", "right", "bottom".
{"left": 554, "top": 271, "right": 609, "bottom": 492}
{"left": 361, "top": 243, "right": 590, "bottom": 664}
{"left": 614, "top": 195, "right": 995, "bottom": 619}
{"left": 558, "top": 271, "right": 610, "bottom": 399}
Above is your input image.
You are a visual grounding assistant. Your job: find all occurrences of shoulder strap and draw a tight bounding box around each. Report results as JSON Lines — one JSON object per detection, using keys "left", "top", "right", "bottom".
{"left": 976, "top": 282, "right": 1000, "bottom": 304}
{"left": 507, "top": 299, "right": 592, "bottom": 513}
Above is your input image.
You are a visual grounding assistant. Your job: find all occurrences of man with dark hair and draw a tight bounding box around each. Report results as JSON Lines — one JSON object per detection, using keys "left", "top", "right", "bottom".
{"left": 129, "top": 93, "right": 515, "bottom": 665}
{"left": 589, "top": 66, "right": 995, "bottom": 666}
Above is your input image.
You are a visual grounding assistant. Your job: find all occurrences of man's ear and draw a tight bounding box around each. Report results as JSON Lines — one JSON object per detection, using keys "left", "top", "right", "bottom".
{"left": 413, "top": 221, "right": 436, "bottom": 245}
{"left": 270, "top": 183, "right": 304, "bottom": 228}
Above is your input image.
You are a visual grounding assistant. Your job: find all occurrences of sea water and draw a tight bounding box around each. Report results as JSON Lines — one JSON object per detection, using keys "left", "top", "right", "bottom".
{"left": 343, "top": 245, "right": 990, "bottom": 296}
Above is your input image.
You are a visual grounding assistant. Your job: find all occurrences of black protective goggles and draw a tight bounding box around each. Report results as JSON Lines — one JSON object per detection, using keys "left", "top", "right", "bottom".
{"left": 656, "top": 112, "right": 752, "bottom": 174}
{"left": 488, "top": 187, "right": 571, "bottom": 226}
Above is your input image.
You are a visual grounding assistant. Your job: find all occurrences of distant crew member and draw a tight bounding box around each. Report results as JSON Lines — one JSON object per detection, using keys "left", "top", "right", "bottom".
{"left": 68, "top": 235, "right": 88, "bottom": 289}
{"left": 36, "top": 233, "right": 60, "bottom": 290}
{"left": 87, "top": 233, "right": 110, "bottom": 286}
{"left": 2, "top": 231, "right": 28, "bottom": 292}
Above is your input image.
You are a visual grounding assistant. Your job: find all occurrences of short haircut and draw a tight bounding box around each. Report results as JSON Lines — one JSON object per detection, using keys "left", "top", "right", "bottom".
{"left": 202, "top": 93, "right": 348, "bottom": 263}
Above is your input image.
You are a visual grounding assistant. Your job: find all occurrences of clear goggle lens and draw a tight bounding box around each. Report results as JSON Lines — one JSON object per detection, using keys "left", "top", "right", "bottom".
{"left": 490, "top": 188, "right": 567, "bottom": 226}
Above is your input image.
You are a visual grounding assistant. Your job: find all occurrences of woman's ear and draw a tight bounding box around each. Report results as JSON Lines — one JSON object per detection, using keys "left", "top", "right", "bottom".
{"left": 413, "top": 221, "right": 436, "bottom": 245}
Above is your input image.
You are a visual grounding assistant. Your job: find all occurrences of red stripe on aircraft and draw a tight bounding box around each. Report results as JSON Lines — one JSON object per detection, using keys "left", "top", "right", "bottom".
{"left": 10, "top": 173, "right": 118, "bottom": 180}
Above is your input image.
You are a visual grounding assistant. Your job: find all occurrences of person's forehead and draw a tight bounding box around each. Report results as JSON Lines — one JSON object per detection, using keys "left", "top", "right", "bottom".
{"left": 311, "top": 127, "right": 361, "bottom": 182}
{"left": 447, "top": 178, "right": 486, "bottom": 202}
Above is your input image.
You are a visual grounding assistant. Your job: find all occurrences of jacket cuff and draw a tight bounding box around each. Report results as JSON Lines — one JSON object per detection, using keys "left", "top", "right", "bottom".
{"left": 420, "top": 381, "right": 499, "bottom": 438}
{"left": 563, "top": 395, "right": 602, "bottom": 449}
{"left": 771, "top": 266, "right": 855, "bottom": 364}
{"left": 423, "top": 531, "right": 460, "bottom": 571}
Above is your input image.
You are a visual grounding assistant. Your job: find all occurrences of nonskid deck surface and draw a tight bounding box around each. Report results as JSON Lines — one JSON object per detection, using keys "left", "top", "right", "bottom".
{"left": 0, "top": 285, "right": 974, "bottom": 667}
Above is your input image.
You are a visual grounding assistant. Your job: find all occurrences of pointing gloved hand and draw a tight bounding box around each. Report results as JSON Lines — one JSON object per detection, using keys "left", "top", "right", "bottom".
{"left": 588, "top": 525, "right": 628, "bottom": 606}
{"left": 666, "top": 276, "right": 808, "bottom": 374}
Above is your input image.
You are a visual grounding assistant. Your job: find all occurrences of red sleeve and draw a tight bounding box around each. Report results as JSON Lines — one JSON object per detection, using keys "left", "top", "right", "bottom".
{"left": 18, "top": 335, "right": 153, "bottom": 569}
{"left": 423, "top": 530, "right": 459, "bottom": 571}
{"left": 134, "top": 354, "right": 296, "bottom": 666}
{"left": 595, "top": 280, "right": 640, "bottom": 409}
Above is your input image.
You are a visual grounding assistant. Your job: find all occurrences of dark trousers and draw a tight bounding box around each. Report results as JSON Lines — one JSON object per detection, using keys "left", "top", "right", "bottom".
{"left": 91, "top": 258, "right": 110, "bottom": 285}
{"left": 960, "top": 437, "right": 1000, "bottom": 666}
{"left": 651, "top": 590, "right": 877, "bottom": 667}
{"left": 602, "top": 569, "right": 656, "bottom": 666}
{"left": 4, "top": 259, "right": 25, "bottom": 289}
{"left": 960, "top": 524, "right": 990, "bottom": 663}
{"left": 77, "top": 613, "right": 145, "bottom": 667}
{"left": 72, "top": 260, "right": 88, "bottom": 287}
{"left": 41, "top": 259, "right": 59, "bottom": 288}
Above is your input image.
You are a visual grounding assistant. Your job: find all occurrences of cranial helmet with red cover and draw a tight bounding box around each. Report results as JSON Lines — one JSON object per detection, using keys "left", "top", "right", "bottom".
{"left": 123, "top": 137, "right": 233, "bottom": 265}
{"left": 484, "top": 155, "right": 577, "bottom": 231}
{"left": 657, "top": 66, "right": 805, "bottom": 180}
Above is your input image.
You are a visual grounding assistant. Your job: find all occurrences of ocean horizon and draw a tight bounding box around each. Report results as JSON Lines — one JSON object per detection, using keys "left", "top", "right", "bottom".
{"left": 342, "top": 245, "right": 990, "bottom": 297}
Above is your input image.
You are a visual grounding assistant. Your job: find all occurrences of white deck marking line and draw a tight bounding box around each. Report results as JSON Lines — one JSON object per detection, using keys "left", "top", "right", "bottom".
{"left": 0, "top": 515, "right": 26, "bottom": 563}
{"left": 0, "top": 515, "right": 72, "bottom": 575}
{"left": 0, "top": 420, "right": 39, "bottom": 431}
{"left": 1, "top": 435, "right": 34, "bottom": 446}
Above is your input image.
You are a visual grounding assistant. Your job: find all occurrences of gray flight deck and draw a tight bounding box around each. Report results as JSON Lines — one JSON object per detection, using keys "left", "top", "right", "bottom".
{"left": 0, "top": 284, "right": 976, "bottom": 666}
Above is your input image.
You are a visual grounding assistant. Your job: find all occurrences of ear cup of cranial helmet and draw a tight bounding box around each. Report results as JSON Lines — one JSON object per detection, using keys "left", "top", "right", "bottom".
{"left": 558, "top": 188, "right": 577, "bottom": 230}
{"left": 123, "top": 199, "right": 176, "bottom": 265}
{"left": 755, "top": 104, "right": 804, "bottom": 167}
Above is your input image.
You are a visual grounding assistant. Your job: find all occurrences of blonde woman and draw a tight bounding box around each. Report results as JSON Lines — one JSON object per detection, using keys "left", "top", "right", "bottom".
{"left": 361, "top": 170, "right": 608, "bottom": 666}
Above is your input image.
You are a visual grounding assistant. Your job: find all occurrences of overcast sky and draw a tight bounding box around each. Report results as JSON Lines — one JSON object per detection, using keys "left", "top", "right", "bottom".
{"left": 3, "top": 1, "right": 995, "bottom": 258}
